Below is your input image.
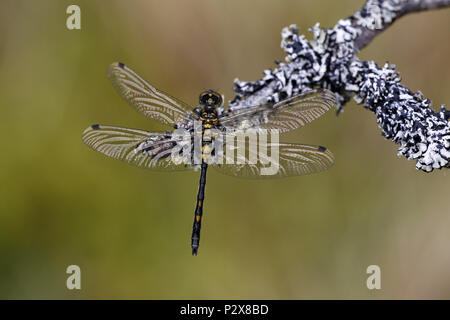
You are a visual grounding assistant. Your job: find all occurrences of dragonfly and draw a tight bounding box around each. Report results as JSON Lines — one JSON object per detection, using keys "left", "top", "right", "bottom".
{"left": 82, "top": 62, "right": 336, "bottom": 255}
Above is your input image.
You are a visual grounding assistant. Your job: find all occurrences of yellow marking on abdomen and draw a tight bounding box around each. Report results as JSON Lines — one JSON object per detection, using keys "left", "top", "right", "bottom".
{"left": 196, "top": 215, "right": 201, "bottom": 222}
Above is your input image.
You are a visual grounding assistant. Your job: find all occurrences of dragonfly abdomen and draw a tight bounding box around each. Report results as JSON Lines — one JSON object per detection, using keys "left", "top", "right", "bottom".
{"left": 191, "top": 162, "right": 208, "bottom": 255}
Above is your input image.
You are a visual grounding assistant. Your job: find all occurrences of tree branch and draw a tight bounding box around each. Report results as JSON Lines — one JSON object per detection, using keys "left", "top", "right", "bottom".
{"left": 228, "top": 0, "right": 450, "bottom": 172}
{"left": 354, "top": 0, "right": 450, "bottom": 50}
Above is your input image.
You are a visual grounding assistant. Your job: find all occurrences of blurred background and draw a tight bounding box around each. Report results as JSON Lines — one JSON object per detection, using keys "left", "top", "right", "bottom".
{"left": 0, "top": 0, "right": 449, "bottom": 299}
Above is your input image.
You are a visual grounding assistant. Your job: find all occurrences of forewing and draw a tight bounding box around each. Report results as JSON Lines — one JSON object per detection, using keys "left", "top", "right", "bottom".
{"left": 82, "top": 124, "right": 194, "bottom": 171}
{"left": 213, "top": 142, "right": 334, "bottom": 178}
{"left": 108, "top": 62, "right": 195, "bottom": 126}
{"left": 220, "top": 89, "right": 336, "bottom": 133}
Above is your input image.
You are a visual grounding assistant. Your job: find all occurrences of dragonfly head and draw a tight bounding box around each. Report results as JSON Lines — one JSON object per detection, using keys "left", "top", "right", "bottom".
{"left": 199, "top": 90, "right": 223, "bottom": 111}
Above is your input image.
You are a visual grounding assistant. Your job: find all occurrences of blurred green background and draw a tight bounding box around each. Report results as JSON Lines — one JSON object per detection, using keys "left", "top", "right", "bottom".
{"left": 0, "top": 0, "right": 449, "bottom": 299}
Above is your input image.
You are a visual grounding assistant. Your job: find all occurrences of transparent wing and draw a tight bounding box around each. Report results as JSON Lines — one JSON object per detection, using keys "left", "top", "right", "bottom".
{"left": 108, "top": 62, "right": 195, "bottom": 126}
{"left": 220, "top": 89, "right": 336, "bottom": 133}
{"left": 82, "top": 124, "right": 194, "bottom": 171}
{"left": 213, "top": 142, "right": 334, "bottom": 178}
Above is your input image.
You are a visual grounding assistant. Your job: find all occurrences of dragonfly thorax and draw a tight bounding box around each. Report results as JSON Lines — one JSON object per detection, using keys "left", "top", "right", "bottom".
{"left": 197, "top": 89, "right": 222, "bottom": 129}
{"left": 199, "top": 108, "right": 219, "bottom": 129}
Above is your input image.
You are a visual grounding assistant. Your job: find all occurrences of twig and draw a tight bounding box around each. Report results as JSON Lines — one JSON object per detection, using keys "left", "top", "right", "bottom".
{"left": 229, "top": 0, "right": 450, "bottom": 172}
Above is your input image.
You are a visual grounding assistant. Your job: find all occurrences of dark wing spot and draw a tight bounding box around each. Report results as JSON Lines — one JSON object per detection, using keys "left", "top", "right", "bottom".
{"left": 91, "top": 124, "right": 100, "bottom": 130}
{"left": 118, "top": 62, "right": 125, "bottom": 69}
{"left": 318, "top": 146, "right": 327, "bottom": 152}
{"left": 316, "top": 88, "right": 324, "bottom": 92}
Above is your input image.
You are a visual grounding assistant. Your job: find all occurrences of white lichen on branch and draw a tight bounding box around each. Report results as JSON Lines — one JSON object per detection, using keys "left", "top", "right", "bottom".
{"left": 229, "top": 0, "right": 450, "bottom": 172}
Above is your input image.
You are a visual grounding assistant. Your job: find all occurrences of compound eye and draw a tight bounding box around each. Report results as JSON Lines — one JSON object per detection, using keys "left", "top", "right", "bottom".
{"left": 215, "top": 94, "right": 222, "bottom": 106}
{"left": 199, "top": 93, "right": 208, "bottom": 105}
